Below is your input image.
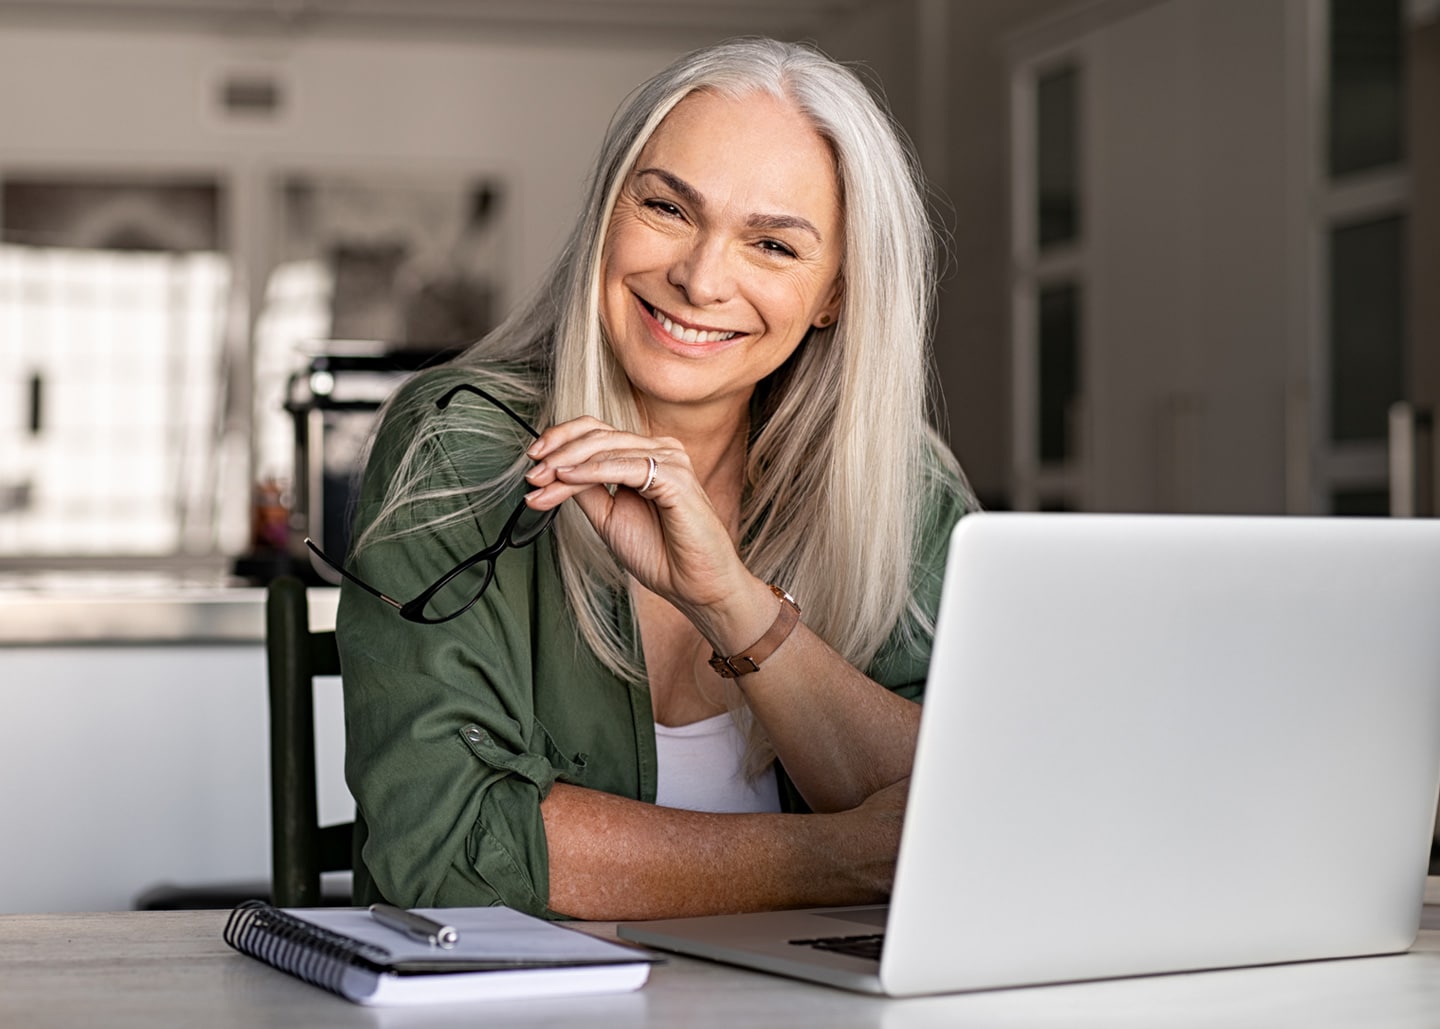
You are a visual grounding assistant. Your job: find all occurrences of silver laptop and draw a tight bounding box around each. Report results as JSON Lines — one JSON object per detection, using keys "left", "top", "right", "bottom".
{"left": 619, "top": 512, "right": 1440, "bottom": 996}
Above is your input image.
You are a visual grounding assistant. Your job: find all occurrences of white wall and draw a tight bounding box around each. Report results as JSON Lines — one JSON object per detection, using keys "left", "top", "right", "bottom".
{"left": 0, "top": 23, "right": 684, "bottom": 303}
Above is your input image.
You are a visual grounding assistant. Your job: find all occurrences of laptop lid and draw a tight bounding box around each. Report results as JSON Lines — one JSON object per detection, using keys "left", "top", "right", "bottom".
{"left": 880, "top": 512, "right": 1440, "bottom": 995}
{"left": 620, "top": 513, "right": 1440, "bottom": 996}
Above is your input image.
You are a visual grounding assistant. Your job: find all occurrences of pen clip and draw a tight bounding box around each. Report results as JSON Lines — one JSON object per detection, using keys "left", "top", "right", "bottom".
{"left": 368, "top": 903, "right": 459, "bottom": 949}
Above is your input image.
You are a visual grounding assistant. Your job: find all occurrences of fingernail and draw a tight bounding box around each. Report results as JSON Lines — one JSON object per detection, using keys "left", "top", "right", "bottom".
{"left": 526, "top": 440, "right": 545, "bottom": 458}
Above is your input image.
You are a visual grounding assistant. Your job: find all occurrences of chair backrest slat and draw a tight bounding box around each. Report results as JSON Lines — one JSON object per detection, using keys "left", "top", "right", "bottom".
{"left": 266, "top": 576, "right": 353, "bottom": 908}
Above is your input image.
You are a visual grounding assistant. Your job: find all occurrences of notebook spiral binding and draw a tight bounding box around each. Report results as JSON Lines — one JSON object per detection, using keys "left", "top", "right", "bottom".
{"left": 224, "top": 899, "right": 388, "bottom": 999}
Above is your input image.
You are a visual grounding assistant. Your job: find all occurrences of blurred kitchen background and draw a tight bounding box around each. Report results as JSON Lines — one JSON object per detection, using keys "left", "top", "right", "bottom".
{"left": 0, "top": 0, "right": 1435, "bottom": 913}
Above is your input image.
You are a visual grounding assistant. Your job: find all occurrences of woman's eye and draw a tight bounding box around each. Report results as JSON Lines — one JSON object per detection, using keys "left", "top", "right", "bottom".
{"left": 643, "top": 199, "right": 684, "bottom": 219}
{"left": 757, "top": 239, "right": 797, "bottom": 259}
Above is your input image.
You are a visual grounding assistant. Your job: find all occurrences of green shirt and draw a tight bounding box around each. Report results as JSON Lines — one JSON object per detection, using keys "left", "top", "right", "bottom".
{"left": 338, "top": 368, "right": 968, "bottom": 916}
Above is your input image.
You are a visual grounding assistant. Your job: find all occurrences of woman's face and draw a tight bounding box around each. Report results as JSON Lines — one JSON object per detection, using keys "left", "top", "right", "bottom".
{"left": 599, "top": 88, "right": 844, "bottom": 420}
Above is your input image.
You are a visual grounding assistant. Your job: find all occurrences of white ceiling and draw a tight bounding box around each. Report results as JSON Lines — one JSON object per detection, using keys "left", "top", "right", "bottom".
{"left": 0, "top": 0, "right": 880, "bottom": 41}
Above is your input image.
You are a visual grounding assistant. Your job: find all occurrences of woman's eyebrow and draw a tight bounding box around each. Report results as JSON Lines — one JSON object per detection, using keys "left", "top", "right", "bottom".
{"left": 745, "top": 212, "right": 822, "bottom": 242}
{"left": 633, "top": 167, "right": 823, "bottom": 243}
{"left": 634, "top": 167, "right": 704, "bottom": 210}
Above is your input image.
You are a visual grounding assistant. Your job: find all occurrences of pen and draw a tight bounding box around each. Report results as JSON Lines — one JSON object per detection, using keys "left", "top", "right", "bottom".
{"left": 368, "top": 903, "right": 460, "bottom": 949}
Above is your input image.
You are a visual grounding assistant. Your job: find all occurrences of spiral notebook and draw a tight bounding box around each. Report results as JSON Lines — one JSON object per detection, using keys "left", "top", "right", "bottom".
{"left": 223, "top": 900, "right": 658, "bottom": 1006}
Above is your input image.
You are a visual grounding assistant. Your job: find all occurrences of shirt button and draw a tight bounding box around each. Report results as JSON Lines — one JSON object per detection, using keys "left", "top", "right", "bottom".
{"left": 463, "top": 725, "right": 486, "bottom": 744}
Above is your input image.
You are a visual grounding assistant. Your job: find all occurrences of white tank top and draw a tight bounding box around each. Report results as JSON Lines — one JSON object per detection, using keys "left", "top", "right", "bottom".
{"left": 653, "top": 713, "right": 781, "bottom": 813}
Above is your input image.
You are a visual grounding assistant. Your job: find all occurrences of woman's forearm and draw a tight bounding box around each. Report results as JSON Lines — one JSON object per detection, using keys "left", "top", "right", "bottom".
{"left": 691, "top": 577, "right": 923, "bottom": 814}
{"left": 736, "top": 625, "right": 921, "bottom": 813}
{"left": 540, "top": 782, "right": 902, "bottom": 921}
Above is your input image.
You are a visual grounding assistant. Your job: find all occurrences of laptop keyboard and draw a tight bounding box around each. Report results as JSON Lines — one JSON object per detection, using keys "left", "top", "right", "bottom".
{"left": 788, "top": 933, "right": 885, "bottom": 961}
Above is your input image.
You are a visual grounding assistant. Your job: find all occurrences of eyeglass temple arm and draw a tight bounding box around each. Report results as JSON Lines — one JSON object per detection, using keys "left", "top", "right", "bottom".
{"left": 434, "top": 383, "right": 542, "bottom": 440}
{"left": 303, "top": 538, "right": 403, "bottom": 610}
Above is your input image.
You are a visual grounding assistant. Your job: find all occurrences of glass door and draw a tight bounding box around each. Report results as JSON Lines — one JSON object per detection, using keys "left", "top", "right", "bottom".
{"left": 1313, "top": 0, "right": 1411, "bottom": 515}
{"left": 1011, "top": 56, "right": 1087, "bottom": 513}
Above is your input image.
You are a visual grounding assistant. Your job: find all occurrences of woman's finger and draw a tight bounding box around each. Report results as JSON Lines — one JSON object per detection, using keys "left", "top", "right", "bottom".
{"left": 636, "top": 454, "right": 659, "bottom": 495}
{"left": 524, "top": 415, "right": 613, "bottom": 461}
{"left": 525, "top": 420, "right": 690, "bottom": 499}
{"left": 527, "top": 420, "right": 667, "bottom": 470}
{"left": 526, "top": 449, "right": 680, "bottom": 507}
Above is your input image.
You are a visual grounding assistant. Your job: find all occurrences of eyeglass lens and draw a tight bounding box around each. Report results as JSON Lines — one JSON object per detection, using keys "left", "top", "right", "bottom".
{"left": 312, "top": 382, "right": 557, "bottom": 624}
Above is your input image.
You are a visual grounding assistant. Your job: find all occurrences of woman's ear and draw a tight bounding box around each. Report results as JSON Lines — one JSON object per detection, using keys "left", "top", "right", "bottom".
{"left": 813, "top": 278, "right": 844, "bottom": 328}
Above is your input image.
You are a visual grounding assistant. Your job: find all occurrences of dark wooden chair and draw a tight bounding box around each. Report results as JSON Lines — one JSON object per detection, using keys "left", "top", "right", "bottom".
{"left": 266, "top": 575, "right": 354, "bottom": 907}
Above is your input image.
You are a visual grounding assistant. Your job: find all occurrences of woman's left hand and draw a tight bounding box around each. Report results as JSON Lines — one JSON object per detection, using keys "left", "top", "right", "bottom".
{"left": 521, "top": 416, "right": 752, "bottom": 620}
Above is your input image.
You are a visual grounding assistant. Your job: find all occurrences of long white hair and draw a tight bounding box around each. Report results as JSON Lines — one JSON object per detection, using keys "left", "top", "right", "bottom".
{"left": 356, "top": 37, "right": 968, "bottom": 762}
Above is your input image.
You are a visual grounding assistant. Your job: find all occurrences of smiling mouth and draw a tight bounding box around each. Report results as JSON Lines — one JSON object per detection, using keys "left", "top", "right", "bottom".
{"left": 641, "top": 299, "right": 743, "bottom": 345}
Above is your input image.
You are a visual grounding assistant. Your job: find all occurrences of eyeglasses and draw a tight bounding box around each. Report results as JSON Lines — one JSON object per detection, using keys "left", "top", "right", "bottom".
{"left": 305, "top": 383, "right": 557, "bottom": 624}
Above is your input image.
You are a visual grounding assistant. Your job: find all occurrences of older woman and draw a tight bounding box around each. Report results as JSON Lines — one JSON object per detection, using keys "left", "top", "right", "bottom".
{"left": 324, "top": 36, "right": 972, "bottom": 919}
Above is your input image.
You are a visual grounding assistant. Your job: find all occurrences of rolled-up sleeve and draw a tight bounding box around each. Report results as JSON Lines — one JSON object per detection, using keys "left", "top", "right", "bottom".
{"left": 337, "top": 375, "right": 570, "bottom": 915}
{"left": 339, "top": 634, "right": 563, "bottom": 914}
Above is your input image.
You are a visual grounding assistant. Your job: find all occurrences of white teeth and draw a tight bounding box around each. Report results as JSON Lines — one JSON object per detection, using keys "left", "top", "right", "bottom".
{"left": 654, "top": 306, "right": 738, "bottom": 345}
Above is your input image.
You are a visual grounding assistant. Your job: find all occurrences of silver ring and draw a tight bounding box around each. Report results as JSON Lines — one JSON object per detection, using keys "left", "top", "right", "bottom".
{"left": 639, "top": 455, "right": 658, "bottom": 494}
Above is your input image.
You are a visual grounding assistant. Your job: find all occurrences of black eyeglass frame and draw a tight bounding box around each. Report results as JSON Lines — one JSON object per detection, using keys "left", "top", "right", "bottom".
{"left": 304, "top": 382, "right": 556, "bottom": 624}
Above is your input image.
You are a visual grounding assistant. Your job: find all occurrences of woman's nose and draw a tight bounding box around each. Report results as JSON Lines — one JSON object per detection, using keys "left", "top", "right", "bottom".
{"left": 667, "top": 234, "right": 734, "bottom": 307}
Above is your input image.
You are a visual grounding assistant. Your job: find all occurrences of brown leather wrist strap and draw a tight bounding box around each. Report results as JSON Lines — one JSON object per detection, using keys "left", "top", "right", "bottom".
{"left": 708, "top": 584, "right": 801, "bottom": 679}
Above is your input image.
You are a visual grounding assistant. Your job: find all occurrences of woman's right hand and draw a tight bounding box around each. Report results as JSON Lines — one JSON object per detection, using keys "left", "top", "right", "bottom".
{"left": 521, "top": 416, "right": 777, "bottom": 653}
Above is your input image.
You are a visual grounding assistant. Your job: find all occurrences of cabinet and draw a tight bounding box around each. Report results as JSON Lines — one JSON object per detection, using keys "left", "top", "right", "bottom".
{"left": 1009, "top": 0, "right": 1432, "bottom": 515}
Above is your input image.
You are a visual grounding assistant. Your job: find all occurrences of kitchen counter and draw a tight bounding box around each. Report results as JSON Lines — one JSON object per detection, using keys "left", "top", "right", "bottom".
{"left": 0, "top": 579, "right": 339, "bottom": 644}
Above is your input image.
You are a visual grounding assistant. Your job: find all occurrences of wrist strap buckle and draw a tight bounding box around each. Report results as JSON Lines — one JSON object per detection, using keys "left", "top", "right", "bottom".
{"left": 708, "top": 584, "right": 800, "bottom": 679}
